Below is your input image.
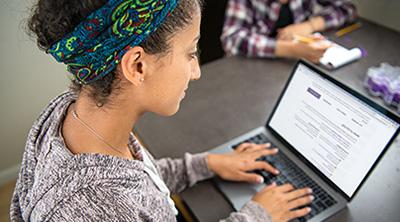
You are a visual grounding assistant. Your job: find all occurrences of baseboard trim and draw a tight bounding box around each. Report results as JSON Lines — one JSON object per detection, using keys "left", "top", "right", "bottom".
{"left": 0, "top": 164, "right": 20, "bottom": 186}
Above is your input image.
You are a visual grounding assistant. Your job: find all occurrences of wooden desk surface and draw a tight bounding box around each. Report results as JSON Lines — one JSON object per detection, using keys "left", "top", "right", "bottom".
{"left": 135, "top": 18, "right": 400, "bottom": 222}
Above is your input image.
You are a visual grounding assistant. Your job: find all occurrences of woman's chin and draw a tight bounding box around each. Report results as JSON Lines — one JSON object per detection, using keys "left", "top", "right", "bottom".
{"left": 156, "top": 104, "right": 181, "bottom": 117}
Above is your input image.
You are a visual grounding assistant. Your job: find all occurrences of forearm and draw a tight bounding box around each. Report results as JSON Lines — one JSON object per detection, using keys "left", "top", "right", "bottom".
{"left": 219, "top": 201, "right": 272, "bottom": 222}
{"left": 221, "top": 29, "right": 277, "bottom": 58}
{"left": 275, "top": 40, "right": 296, "bottom": 58}
{"left": 308, "top": 16, "right": 326, "bottom": 32}
{"left": 156, "top": 152, "right": 214, "bottom": 194}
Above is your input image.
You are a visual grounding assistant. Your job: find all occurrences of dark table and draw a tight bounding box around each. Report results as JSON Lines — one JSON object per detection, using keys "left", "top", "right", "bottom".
{"left": 135, "top": 18, "right": 400, "bottom": 222}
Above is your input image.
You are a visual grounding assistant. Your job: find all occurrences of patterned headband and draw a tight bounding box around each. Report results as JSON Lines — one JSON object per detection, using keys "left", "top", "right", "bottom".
{"left": 48, "top": 0, "right": 178, "bottom": 84}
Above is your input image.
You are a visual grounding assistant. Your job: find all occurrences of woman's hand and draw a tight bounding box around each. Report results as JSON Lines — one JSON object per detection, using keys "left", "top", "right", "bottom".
{"left": 252, "top": 183, "right": 314, "bottom": 222}
{"left": 291, "top": 40, "right": 331, "bottom": 63}
{"left": 277, "top": 22, "right": 314, "bottom": 41}
{"left": 276, "top": 38, "right": 331, "bottom": 64}
{"left": 277, "top": 17, "right": 325, "bottom": 41}
{"left": 207, "top": 143, "right": 279, "bottom": 184}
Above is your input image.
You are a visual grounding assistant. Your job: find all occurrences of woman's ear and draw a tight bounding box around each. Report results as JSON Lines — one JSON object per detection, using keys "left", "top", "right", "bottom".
{"left": 120, "top": 46, "right": 147, "bottom": 86}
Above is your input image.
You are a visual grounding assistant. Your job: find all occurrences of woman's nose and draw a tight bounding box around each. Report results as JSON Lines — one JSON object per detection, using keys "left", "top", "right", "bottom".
{"left": 191, "top": 62, "right": 201, "bottom": 81}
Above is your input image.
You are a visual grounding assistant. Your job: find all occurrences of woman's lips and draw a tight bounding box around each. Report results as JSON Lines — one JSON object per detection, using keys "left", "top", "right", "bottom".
{"left": 181, "top": 87, "right": 188, "bottom": 99}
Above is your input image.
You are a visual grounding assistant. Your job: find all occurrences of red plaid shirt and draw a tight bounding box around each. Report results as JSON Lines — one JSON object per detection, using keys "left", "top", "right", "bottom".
{"left": 221, "top": 0, "right": 357, "bottom": 58}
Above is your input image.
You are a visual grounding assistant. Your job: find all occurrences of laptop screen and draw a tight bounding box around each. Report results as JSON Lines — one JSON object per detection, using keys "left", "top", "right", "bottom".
{"left": 268, "top": 62, "right": 399, "bottom": 198}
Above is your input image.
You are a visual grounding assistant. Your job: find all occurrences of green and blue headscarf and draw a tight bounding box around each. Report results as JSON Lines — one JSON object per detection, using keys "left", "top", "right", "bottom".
{"left": 48, "top": 0, "right": 178, "bottom": 84}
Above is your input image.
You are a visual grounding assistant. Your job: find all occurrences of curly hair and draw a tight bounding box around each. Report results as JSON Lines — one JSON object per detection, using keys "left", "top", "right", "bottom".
{"left": 27, "top": 0, "right": 203, "bottom": 106}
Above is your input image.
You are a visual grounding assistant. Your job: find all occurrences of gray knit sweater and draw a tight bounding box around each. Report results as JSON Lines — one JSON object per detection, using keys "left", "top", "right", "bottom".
{"left": 10, "top": 91, "right": 271, "bottom": 221}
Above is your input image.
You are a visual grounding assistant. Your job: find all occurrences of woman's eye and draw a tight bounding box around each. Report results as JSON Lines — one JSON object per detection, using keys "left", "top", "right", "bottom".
{"left": 189, "top": 49, "right": 200, "bottom": 60}
{"left": 189, "top": 52, "right": 197, "bottom": 59}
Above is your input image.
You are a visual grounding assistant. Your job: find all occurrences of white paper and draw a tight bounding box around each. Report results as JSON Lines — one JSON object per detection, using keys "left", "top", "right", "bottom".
{"left": 320, "top": 43, "right": 362, "bottom": 69}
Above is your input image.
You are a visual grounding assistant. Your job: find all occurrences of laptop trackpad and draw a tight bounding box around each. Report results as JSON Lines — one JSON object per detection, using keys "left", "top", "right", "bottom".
{"left": 214, "top": 177, "right": 265, "bottom": 211}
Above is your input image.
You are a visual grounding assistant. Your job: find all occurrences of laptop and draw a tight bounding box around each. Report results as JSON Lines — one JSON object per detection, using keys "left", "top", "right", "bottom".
{"left": 209, "top": 60, "right": 400, "bottom": 221}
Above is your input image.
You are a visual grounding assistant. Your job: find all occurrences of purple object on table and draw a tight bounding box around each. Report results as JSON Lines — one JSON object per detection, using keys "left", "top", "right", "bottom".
{"left": 360, "top": 47, "right": 368, "bottom": 57}
{"left": 364, "top": 63, "right": 400, "bottom": 112}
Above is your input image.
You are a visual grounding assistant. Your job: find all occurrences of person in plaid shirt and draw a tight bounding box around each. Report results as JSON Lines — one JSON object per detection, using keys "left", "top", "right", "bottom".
{"left": 221, "top": 0, "right": 357, "bottom": 63}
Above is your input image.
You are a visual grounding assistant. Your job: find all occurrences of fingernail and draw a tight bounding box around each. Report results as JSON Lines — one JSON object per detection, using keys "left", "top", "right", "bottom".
{"left": 308, "top": 188, "right": 313, "bottom": 193}
{"left": 275, "top": 170, "right": 280, "bottom": 174}
{"left": 258, "top": 177, "right": 264, "bottom": 184}
{"left": 307, "top": 207, "right": 312, "bottom": 212}
{"left": 273, "top": 148, "right": 279, "bottom": 153}
{"left": 310, "top": 196, "right": 314, "bottom": 201}
{"left": 265, "top": 143, "right": 271, "bottom": 147}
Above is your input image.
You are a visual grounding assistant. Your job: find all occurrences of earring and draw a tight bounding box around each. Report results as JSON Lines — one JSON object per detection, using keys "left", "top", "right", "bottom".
{"left": 139, "top": 77, "right": 144, "bottom": 82}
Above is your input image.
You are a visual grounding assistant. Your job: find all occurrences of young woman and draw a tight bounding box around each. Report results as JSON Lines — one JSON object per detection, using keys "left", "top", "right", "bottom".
{"left": 11, "top": 0, "right": 313, "bottom": 221}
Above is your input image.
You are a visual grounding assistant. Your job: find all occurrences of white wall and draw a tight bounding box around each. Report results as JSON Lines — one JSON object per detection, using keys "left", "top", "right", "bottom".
{"left": 0, "top": 0, "right": 67, "bottom": 184}
{"left": 353, "top": 0, "right": 400, "bottom": 32}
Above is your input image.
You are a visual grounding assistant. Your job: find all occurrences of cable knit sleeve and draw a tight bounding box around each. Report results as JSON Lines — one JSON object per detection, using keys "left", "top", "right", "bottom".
{"left": 220, "top": 201, "right": 272, "bottom": 222}
{"left": 155, "top": 152, "right": 215, "bottom": 194}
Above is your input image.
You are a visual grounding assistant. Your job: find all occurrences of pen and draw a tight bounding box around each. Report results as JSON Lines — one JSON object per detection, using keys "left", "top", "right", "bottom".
{"left": 335, "top": 23, "right": 362, "bottom": 37}
{"left": 293, "top": 35, "right": 316, "bottom": 44}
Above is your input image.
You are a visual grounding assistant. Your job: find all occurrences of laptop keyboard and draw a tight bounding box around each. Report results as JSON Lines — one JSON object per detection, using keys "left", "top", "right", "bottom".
{"left": 232, "top": 133, "right": 337, "bottom": 221}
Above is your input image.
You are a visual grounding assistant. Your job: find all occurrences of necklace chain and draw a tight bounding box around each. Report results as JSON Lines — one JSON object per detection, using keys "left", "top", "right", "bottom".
{"left": 71, "top": 108, "right": 128, "bottom": 156}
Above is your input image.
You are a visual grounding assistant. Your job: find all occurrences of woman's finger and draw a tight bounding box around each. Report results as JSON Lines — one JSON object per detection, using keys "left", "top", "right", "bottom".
{"left": 276, "top": 183, "right": 295, "bottom": 193}
{"left": 250, "top": 148, "right": 278, "bottom": 160}
{"left": 287, "top": 195, "right": 314, "bottom": 210}
{"left": 243, "top": 160, "right": 279, "bottom": 175}
{"left": 265, "top": 182, "right": 277, "bottom": 189}
{"left": 237, "top": 172, "right": 264, "bottom": 184}
{"left": 258, "top": 182, "right": 277, "bottom": 193}
{"left": 285, "top": 207, "right": 311, "bottom": 221}
{"left": 307, "top": 33, "right": 325, "bottom": 41}
{"left": 285, "top": 187, "right": 312, "bottom": 201}
{"left": 235, "top": 143, "right": 253, "bottom": 152}
{"left": 243, "top": 143, "right": 271, "bottom": 153}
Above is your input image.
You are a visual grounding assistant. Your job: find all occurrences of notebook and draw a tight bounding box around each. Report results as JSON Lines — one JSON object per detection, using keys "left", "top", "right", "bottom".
{"left": 295, "top": 33, "right": 363, "bottom": 69}
{"left": 319, "top": 41, "right": 362, "bottom": 69}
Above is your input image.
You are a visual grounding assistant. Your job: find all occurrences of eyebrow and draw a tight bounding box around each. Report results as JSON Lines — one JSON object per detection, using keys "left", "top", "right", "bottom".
{"left": 193, "top": 35, "right": 201, "bottom": 42}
